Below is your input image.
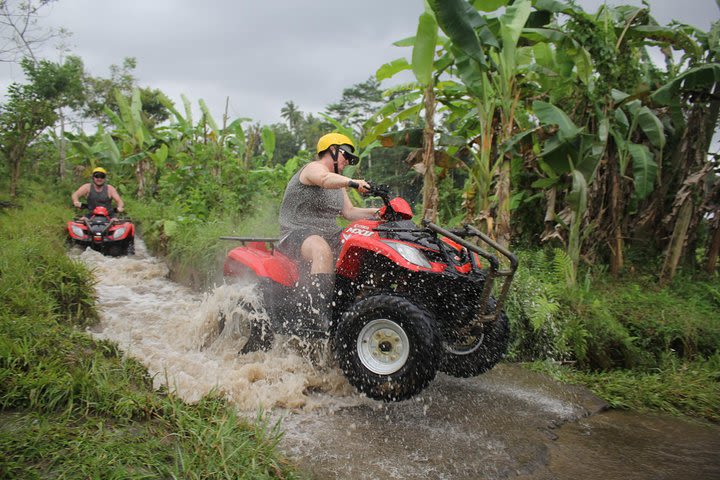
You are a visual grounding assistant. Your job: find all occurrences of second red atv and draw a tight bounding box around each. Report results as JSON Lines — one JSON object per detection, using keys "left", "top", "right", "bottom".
{"left": 67, "top": 205, "right": 135, "bottom": 257}
{"left": 221, "top": 184, "right": 517, "bottom": 402}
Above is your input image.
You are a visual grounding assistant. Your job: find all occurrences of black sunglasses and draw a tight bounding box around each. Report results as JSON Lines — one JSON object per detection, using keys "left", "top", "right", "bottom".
{"left": 93, "top": 173, "right": 106, "bottom": 179}
{"left": 338, "top": 145, "right": 359, "bottom": 165}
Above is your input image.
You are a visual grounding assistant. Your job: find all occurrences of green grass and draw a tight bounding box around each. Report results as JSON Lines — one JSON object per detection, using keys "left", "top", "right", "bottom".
{"left": 127, "top": 196, "right": 281, "bottom": 289}
{"left": 0, "top": 197, "right": 300, "bottom": 479}
{"left": 529, "top": 354, "right": 720, "bottom": 422}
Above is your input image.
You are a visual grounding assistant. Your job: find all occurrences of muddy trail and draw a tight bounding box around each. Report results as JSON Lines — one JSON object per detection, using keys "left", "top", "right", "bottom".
{"left": 73, "top": 240, "right": 720, "bottom": 479}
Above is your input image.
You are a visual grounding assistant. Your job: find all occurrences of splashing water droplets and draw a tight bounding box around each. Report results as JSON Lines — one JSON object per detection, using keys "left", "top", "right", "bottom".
{"left": 73, "top": 239, "right": 363, "bottom": 412}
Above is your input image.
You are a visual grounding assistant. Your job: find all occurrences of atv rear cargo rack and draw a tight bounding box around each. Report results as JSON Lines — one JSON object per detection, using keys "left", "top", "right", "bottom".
{"left": 424, "top": 222, "right": 518, "bottom": 323}
{"left": 220, "top": 236, "right": 279, "bottom": 252}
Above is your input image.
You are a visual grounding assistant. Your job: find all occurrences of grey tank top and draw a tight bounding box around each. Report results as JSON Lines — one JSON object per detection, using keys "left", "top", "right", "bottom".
{"left": 87, "top": 184, "right": 111, "bottom": 210}
{"left": 279, "top": 165, "right": 344, "bottom": 240}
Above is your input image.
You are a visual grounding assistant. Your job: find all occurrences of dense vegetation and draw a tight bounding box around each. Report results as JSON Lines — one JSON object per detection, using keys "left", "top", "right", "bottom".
{"left": 1, "top": 0, "right": 719, "bottom": 475}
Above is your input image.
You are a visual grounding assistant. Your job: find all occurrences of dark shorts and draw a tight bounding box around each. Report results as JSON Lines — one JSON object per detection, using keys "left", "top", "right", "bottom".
{"left": 277, "top": 228, "right": 341, "bottom": 262}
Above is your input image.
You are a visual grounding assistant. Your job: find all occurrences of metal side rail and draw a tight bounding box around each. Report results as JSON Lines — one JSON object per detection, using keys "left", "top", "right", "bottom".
{"left": 424, "top": 222, "right": 518, "bottom": 323}
{"left": 219, "top": 236, "right": 279, "bottom": 243}
{"left": 219, "top": 236, "right": 280, "bottom": 252}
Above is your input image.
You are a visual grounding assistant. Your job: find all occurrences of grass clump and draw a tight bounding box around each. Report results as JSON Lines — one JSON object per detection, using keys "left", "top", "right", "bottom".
{"left": 0, "top": 197, "right": 300, "bottom": 479}
{"left": 529, "top": 354, "right": 720, "bottom": 422}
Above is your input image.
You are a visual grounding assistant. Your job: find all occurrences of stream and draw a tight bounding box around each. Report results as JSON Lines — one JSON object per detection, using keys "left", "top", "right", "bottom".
{"left": 72, "top": 239, "right": 720, "bottom": 479}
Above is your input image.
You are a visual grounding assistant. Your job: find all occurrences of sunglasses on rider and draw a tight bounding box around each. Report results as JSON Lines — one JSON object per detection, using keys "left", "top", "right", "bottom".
{"left": 93, "top": 173, "right": 106, "bottom": 179}
{"left": 338, "top": 145, "right": 359, "bottom": 165}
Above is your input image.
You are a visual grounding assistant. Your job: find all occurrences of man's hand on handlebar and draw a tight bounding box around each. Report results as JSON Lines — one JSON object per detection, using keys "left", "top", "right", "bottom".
{"left": 347, "top": 179, "right": 371, "bottom": 194}
{"left": 73, "top": 201, "right": 82, "bottom": 209}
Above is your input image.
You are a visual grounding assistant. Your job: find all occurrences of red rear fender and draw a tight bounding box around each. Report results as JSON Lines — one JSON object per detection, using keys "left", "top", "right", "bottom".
{"left": 224, "top": 244, "right": 298, "bottom": 287}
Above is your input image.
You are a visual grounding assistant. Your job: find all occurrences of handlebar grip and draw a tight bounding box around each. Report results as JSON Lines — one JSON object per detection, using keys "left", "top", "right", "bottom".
{"left": 348, "top": 180, "right": 360, "bottom": 189}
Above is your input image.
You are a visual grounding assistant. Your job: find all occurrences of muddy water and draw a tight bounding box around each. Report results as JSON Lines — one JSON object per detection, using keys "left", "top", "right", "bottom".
{"left": 73, "top": 240, "right": 720, "bottom": 479}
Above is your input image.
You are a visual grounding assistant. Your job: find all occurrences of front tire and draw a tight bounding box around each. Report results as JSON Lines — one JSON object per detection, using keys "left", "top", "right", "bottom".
{"left": 439, "top": 298, "right": 509, "bottom": 378}
{"left": 334, "top": 294, "right": 440, "bottom": 402}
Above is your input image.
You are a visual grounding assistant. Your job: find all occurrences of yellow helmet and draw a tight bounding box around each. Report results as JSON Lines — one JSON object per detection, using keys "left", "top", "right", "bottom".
{"left": 317, "top": 132, "right": 355, "bottom": 154}
{"left": 316, "top": 132, "right": 359, "bottom": 166}
{"left": 92, "top": 167, "right": 107, "bottom": 175}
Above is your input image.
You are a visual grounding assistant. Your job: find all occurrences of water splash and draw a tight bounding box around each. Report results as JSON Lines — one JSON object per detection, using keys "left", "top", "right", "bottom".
{"left": 73, "top": 240, "right": 362, "bottom": 411}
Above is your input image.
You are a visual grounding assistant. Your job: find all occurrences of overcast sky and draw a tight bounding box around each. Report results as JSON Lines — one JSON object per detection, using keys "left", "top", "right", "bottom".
{"left": 2, "top": 0, "right": 718, "bottom": 127}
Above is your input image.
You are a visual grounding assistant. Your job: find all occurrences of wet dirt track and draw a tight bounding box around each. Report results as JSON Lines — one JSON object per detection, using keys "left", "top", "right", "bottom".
{"left": 74, "top": 241, "right": 720, "bottom": 480}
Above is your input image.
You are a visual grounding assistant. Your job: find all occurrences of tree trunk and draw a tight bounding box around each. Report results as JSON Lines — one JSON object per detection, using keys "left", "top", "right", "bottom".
{"left": 706, "top": 220, "right": 720, "bottom": 274}
{"left": 10, "top": 156, "right": 21, "bottom": 197}
{"left": 58, "top": 109, "right": 66, "bottom": 181}
{"left": 609, "top": 156, "right": 624, "bottom": 274}
{"left": 494, "top": 158, "right": 511, "bottom": 249}
{"left": 421, "top": 84, "right": 438, "bottom": 223}
{"left": 8, "top": 141, "right": 27, "bottom": 198}
{"left": 135, "top": 157, "right": 147, "bottom": 198}
{"left": 660, "top": 197, "right": 694, "bottom": 284}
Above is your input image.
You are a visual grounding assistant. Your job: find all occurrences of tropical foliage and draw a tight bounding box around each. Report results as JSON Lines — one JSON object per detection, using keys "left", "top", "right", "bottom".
{"left": 0, "top": 0, "right": 718, "bottom": 418}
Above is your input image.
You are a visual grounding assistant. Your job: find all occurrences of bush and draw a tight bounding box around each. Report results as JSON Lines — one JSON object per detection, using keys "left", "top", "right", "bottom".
{"left": 506, "top": 249, "right": 720, "bottom": 371}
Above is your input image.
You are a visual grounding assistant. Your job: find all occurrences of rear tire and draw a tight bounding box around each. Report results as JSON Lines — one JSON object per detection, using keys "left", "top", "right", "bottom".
{"left": 439, "top": 298, "right": 509, "bottom": 378}
{"left": 217, "top": 296, "right": 274, "bottom": 354}
{"left": 334, "top": 294, "right": 440, "bottom": 402}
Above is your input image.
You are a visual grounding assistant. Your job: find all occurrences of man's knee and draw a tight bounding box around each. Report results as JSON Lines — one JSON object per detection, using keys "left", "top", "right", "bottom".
{"left": 301, "top": 236, "right": 334, "bottom": 272}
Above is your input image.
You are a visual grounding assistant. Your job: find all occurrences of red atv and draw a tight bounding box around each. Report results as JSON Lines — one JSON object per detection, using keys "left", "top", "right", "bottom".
{"left": 221, "top": 184, "right": 517, "bottom": 401}
{"left": 67, "top": 205, "right": 135, "bottom": 256}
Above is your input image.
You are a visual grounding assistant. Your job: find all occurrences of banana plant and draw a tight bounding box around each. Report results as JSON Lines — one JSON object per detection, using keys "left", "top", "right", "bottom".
{"left": 364, "top": 5, "right": 445, "bottom": 221}
{"left": 532, "top": 100, "right": 603, "bottom": 285}
{"left": 428, "top": 0, "right": 535, "bottom": 247}
{"left": 104, "top": 87, "right": 157, "bottom": 197}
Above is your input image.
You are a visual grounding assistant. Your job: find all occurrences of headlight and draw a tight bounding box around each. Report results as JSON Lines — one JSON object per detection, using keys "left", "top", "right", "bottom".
{"left": 71, "top": 225, "right": 85, "bottom": 238}
{"left": 112, "top": 227, "right": 126, "bottom": 239}
{"left": 383, "top": 241, "right": 431, "bottom": 269}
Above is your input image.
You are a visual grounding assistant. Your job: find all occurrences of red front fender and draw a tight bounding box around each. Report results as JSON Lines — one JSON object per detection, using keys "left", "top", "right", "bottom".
{"left": 336, "top": 234, "right": 445, "bottom": 279}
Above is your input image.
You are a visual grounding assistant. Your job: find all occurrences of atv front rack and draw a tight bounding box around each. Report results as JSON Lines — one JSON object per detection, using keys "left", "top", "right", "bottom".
{"left": 424, "top": 222, "right": 518, "bottom": 323}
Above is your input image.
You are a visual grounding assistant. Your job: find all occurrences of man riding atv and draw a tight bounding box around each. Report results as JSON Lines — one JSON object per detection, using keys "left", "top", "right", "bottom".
{"left": 277, "top": 132, "right": 378, "bottom": 335}
{"left": 71, "top": 167, "right": 124, "bottom": 219}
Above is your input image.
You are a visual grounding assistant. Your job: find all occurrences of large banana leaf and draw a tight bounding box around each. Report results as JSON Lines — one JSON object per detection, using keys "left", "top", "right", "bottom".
{"left": 199, "top": 99, "right": 219, "bottom": 133}
{"left": 376, "top": 58, "right": 410, "bottom": 81}
{"left": 499, "top": 0, "right": 531, "bottom": 79}
{"left": 567, "top": 169, "right": 588, "bottom": 214}
{"left": 158, "top": 93, "right": 187, "bottom": 129}
{"left": 501, "top": 0, "right": 531, "bottom": 48}
{"left": 102, "top": 132, "right": 121, "bottom": 165}
{"left": 148, "top": 143, "right": 168, "bottom": 168}
{"left": 628, "top": 143, "right": 657, "bottom": 199}
{"left": 471, "top": 0, "right": 507, "bottom": 11}
{"left": 412, "top": 12, "right": 439, "bottom": 86}
{"left": 261, "top": 126, "right": 275, "bottom": 162}
{"left": 652, "top": 63, "right": 720, "bottom": 105}
{"left": 227, "top": 119, "right": 246, "bottom": 160}
{"left": 533, "top": 101, "right": 582, "bottom": 142}
{"left": 623, "top": 25, "right": 703, "bottom": 61}
{"left": 637, "top": 106, "right": 666, "bottom": 150}
{"left": 428, "top": 0, "right": 496, "bottom": 70}
{"left": 182, "top": 94, "right": 193, "bottom": 127}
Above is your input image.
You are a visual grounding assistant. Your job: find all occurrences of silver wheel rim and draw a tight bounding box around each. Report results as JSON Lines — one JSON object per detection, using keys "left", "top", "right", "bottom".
{"left": 357, "top": 318, "right": 409, "bottom": 375}
{"left": 443, "top": 332, "right": 484, "bottom": 355}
